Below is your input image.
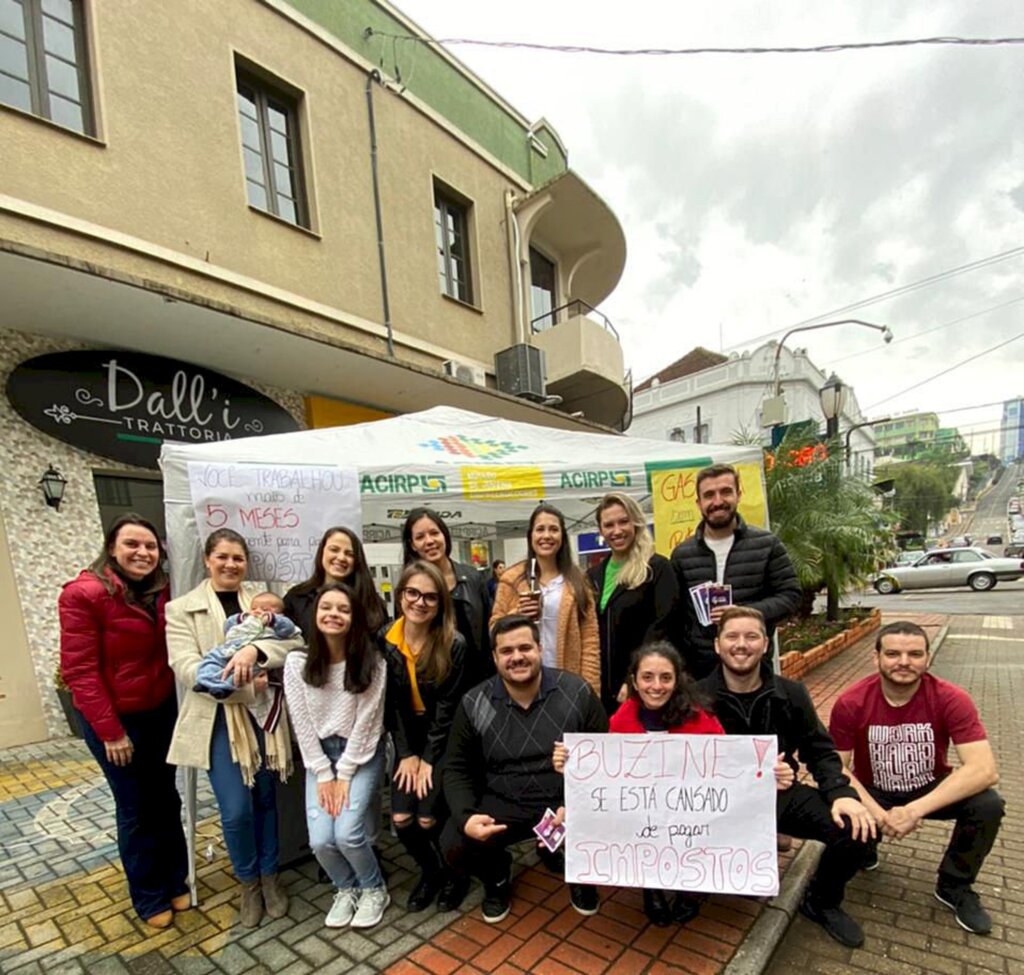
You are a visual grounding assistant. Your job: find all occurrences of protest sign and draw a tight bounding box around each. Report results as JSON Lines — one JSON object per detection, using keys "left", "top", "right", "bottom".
{"left": 647, "top": 460, "right": 769, "bottom": 557}
{"left": 563, "top": 733, "right": 779, "bottom": 896}
{"left": 187, "top": 462, "right": 360, "bottom": 583}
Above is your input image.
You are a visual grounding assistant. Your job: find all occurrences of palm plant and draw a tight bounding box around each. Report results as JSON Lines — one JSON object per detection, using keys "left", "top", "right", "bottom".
{"left": 766, "top": 430, "right": 895, "bottom": 621}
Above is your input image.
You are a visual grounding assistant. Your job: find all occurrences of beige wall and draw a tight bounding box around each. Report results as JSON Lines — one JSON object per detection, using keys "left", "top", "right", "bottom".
{"left": 1, "top": 0, "right": 521, "bottom": 372}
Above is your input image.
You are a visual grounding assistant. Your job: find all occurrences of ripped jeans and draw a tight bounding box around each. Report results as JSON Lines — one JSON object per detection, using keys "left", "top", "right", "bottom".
{"left": 305, "top": 736, "right": 384, "bottom": 890}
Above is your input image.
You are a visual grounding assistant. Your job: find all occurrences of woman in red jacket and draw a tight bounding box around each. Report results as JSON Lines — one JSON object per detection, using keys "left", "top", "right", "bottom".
{"left": 610, "top": 642, "right": 723, "bottom": 927}
{"left": 59, "top": 514, "right": 189, "bottom": 929}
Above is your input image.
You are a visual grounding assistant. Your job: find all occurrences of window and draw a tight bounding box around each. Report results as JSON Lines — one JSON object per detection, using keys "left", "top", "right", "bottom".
{"left": 434, "top": 188, "right": 472, "bottom": 303}
{"left": 1, "top": 0, "right": 92, "bottom": 133}
{"left": 693, "top": 421, "right": 710, "bottom": 443}
{"left": 235, "top": 68, "right": 307, "bottom": 227}
{"left": 668, "top": 427, "right": 687, "bottom": 443}
{"left": 529, "top": 246, "right": 556, "bottom": 330}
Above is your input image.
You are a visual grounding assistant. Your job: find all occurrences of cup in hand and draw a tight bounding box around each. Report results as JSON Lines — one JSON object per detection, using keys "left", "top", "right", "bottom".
{"left": 521, "top": 587, "right": 544, "bottom": 621}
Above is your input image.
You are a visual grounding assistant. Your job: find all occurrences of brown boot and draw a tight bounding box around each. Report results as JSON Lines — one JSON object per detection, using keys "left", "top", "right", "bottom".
{"left": 238, "top": 879, "right": 263, "bottom": 928}
{"left": 261, "top": 874, "right": 289, "bottom": 919}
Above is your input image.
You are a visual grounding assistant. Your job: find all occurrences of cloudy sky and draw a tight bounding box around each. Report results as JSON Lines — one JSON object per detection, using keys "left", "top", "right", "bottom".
{"left": 398, "top": 0, "right": 1024, "bottom": 453}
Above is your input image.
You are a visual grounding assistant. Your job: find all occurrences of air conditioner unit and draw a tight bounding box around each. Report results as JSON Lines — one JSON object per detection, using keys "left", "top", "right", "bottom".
{"left": 495, "top": 344, "right": 546, "bottom": 400}
{"left": 442, "top": 359, "right": 487, "bottom": 386}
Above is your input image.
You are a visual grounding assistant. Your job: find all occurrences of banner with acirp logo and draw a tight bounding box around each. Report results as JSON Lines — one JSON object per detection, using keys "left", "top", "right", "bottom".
{"left": 647, "top": 460, "right": 769, "bottom": 556}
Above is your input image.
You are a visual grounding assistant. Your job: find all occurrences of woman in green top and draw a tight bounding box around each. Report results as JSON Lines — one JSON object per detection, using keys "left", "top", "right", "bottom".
{"left": 586, "top": 493, "right": 679, "bottom": 714}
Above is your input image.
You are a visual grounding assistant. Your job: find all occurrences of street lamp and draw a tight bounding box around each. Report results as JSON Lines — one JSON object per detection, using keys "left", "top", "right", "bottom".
{"left": 818, "top": 374, "right": 845, "bottom": 622}
{"left": 845, "top": 416, "right": 891, "bottom": 467}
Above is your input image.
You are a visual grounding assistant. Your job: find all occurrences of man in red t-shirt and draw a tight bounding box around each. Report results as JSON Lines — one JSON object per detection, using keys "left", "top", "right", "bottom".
{"left": 830, "top": 621, "right": 1004, "bottom": 936}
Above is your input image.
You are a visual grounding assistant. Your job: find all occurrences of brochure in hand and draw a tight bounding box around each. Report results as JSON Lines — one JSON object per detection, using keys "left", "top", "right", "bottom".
{"left": 688, "top": 582, "right": 733, "bottom": 625}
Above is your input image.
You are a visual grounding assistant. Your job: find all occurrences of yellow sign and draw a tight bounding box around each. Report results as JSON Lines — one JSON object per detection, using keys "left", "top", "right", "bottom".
{"left": 650, "top": 461, "right": 768, "bottom": 557}
{"left": 460, "top": 465, "right": 545, "bottom": 501}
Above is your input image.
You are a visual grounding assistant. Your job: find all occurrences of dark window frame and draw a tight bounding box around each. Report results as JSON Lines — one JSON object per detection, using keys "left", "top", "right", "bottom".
{"left": 1, "top": 0, "right": 94, "bottom": 134}
{"left": 434, "top": 186, "right": 473, "bottom": 305}
{"left": 235, "top": 65, "right": 309, "bottom": 229}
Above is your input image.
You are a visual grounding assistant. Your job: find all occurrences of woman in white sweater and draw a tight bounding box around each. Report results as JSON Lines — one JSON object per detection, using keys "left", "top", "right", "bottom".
{"left": 283, "top": 583, "right": 387, "bottom": 929}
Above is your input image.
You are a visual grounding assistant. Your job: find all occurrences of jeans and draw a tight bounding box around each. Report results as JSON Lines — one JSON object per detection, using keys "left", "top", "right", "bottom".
{"left": 77, "top": 695, "right": 189, "bottom": 920}
{"left": 207, "top": 707, "right": 278, "bottom": 882}
{"left": 306, "top": 737, "right": 385, "bottom": 890}
{"left": 865, "top": 782, "right": 1005, "bottom": 886}
{"left": 777, "top": 783, "right": 871, "bottom": 909}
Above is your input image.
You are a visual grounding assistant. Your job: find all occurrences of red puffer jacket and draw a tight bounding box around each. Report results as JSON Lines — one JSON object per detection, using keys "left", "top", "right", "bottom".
{"left": 58, "top": 567, "right": 174, "bottom": 741}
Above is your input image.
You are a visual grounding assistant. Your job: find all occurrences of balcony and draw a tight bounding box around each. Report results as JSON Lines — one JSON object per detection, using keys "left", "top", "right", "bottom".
{"left": 531, "top": 300, "right": 632, "bottom": 429}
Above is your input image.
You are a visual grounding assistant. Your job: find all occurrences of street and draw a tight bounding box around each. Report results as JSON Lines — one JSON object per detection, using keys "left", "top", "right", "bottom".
{"left": 848, "top": 580, "right": 1024, "bottom": 616}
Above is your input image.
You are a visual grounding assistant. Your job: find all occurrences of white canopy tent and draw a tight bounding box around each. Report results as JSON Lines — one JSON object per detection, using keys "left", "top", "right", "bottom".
{"left": 159, "top": 405, "right": 764, "bottom": 895}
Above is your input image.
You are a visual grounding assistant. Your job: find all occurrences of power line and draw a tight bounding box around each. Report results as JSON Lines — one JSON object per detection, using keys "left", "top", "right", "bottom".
{"left": 864, "top": 331, "right": 1024, "bottom": 410}
{"left": 366, "top": 30, "right": 1024, "bottom": 58}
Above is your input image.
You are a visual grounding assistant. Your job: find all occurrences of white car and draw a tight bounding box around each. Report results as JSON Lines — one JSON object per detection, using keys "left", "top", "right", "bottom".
{"left": 873, "top": 547, "right": 1024, "bottom": 594}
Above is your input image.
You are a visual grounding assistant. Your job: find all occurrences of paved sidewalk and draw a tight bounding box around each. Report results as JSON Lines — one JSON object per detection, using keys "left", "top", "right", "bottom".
{"left": 1, "top": 611, "right": 1008, "bottom": 975}
{"left": 766, "top": 613, "right": 1023, "bottom": 975}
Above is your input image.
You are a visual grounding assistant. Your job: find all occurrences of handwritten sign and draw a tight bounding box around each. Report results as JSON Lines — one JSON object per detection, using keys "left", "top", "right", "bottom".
{"left": 187, "top": 462, "right": 360, "bottom": 583}
{"left": 563, "top": 733, "right": 779, "bottom": 896}
{"left": 648, "top": 460, "right": 769, "bottom": 557}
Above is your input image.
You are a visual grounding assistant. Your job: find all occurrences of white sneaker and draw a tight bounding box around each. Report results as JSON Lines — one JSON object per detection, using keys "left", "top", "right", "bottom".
{"left": 325, "top": 888, "right": 359, "bottom": 928}
{"left": 350, "top": 886, "right": 390, "bottom": 929}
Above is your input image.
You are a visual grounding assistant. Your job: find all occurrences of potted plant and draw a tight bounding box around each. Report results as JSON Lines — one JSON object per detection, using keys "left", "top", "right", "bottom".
{"left": 53, "top": 664, "right": 83, "bottom": 739}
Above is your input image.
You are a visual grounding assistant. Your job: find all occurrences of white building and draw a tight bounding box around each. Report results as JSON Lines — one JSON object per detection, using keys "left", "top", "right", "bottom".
{"left": 629, "top": 343, "right": 876, "bottom": 474}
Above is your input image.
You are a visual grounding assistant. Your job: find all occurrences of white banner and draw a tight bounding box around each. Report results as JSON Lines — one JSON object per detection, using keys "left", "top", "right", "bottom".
{"left": 187, "top": 462, "right": 360, "bottom": 584}
{"left": 563, "top": 733, "right": 779, "bottom": 896}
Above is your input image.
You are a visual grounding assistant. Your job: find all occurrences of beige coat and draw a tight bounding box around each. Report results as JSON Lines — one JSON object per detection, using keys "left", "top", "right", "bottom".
{"left": 165, "top": 580, "right": 304, "bottom": 771}
{"left": 490, "top": 561, "right": 601, "bottom": 695}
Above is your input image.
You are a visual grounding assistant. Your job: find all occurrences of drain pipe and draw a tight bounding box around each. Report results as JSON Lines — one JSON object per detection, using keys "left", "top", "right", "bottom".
{"left": 365, "top": 70, "right": 395, "bottom": 357}
{"left": 505, "top": 190, "right": 526, "bottom": 344}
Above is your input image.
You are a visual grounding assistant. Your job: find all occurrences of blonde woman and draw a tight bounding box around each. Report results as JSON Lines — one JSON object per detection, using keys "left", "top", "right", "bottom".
{"left": 586, "top": 493, "right": 678, "bottom": 714}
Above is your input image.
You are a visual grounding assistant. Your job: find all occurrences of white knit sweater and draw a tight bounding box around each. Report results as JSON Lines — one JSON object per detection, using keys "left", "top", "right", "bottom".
{"left": 283, "top": 651, "right": 385, "bottom": 783}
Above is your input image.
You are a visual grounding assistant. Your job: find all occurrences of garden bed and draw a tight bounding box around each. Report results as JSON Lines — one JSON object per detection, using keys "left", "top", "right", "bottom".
{"left": 777, "top": 607, "right": 881, "bottom": 680}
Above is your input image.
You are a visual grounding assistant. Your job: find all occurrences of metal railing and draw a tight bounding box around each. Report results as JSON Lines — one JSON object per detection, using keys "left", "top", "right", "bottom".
{"left": 530, "top": 299, "right": 619, "bottom": 340}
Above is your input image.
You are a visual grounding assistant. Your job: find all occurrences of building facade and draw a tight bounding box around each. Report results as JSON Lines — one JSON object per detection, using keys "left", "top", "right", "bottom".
{"left": 629, "top": 342, "right": 875, "bottom": 472}
{"left": 1001, "top": 397, "right": 1024, "bottom": 463}
{"left": 0, "top": 0, "right": 628, "bottom": 745}
{"left": 873, "top": 412, "right": 940, "bottom": 459}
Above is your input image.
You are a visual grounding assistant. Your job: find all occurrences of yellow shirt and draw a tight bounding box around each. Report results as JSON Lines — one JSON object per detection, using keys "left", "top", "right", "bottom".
{"left": 386, "top": 618, "right": 425, "bottom": 714}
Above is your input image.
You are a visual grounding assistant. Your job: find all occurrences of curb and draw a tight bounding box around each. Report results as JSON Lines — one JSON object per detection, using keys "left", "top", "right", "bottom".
{"left": 723, "top": 615, "right": 953, "bottom": 975}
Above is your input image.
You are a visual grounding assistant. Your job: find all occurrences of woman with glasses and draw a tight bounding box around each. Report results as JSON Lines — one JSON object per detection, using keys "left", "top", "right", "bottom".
{"left": 401, "top": 508, "right": 492, "bottom": 688}
{"left": 381, "top": 560, "right": 468, "bottom": 912}
{"left": 490, "top": 503, "right": 600, "bottom": 695}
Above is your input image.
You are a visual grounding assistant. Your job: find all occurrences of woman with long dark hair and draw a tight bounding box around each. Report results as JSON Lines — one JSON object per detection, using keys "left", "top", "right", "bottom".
{"left": 166, "top": 528, "right": 304, "bottom": 928}
{"left": 382, "top": 560, "right": 468, "bottom": 912}
{"left": 587, "top": 492, "right": 678, "bottom": 715}
{"left": 401, "top": 508, "right": 491, "bottom": 687}
{"left": 490, "top": 503, "right": 600, "bottom": 694}
{"left": 283, "top": 585, "right": 389, "bottom": 929}
{"left": 59, "top": 514, "right": 189, "bottom": 928}
{"left": 284, "top": 527, "right": 386, "bottom": 638}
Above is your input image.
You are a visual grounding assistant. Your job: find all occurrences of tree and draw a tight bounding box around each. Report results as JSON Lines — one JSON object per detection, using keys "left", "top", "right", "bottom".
{"left": 874, "top": 461, "right": 958, "bottom": 537}
{"left": 766, "top": 430, "right": 895, "bottom": 621}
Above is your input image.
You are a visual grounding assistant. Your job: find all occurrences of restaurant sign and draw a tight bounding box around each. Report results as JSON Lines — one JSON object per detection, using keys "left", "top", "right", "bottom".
{"left": 6, "top": 351, "right": 299, "bottom": 469}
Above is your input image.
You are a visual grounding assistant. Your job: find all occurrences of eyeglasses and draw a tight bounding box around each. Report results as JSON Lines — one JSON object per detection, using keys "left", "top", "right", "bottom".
{"left": 402, "top": 587, "right": 440, "bottom": 607}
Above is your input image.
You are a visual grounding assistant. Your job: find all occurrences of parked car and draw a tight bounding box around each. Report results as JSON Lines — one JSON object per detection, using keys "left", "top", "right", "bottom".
{"left": 987, "top": 535, "right": 1004, "bottom": 545}
{"left": 872, "top": 547, "right": 1024, "bottom": 594}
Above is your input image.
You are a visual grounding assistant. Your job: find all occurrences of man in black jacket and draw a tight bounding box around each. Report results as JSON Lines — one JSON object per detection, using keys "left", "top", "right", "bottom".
{"left": 441, "top": 615, "right": 608, "bottom": 924}
{"left": 671, "top": 463, "right": 800, "bottom": 678}
{"left": 699, "top": 607, "right": 875, "bottom": 947}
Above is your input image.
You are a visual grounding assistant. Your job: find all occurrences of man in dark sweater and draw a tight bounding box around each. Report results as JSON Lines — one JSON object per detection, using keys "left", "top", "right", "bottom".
{"left": 442, "top": 614, "right": 608, "bottom": 923}
{"left": 671, "top": 463, "right": 800, "bottom": 678}
{"left": 699, "top": 606, "right": 876, "bottom": 947}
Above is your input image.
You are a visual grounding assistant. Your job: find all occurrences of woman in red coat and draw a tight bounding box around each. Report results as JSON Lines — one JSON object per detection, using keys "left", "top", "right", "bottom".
{"left": 610, "top": 642, "right": 723, "bottom": 927}
{"left": 59, "top": 514, "right": 189, "bottom": 929}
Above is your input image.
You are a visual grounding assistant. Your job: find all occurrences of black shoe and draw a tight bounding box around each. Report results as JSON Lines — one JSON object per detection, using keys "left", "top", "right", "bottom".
{"left": 799, "top": 895, "right": 864, "bottom": 947}
{"left": 538, "top": 846, "right": 566, "bottom": 875}
{"left": 406, "top": 872, "right": 442, "bottom": 912}
{"left": 671, "top": 892, "right": 701, "bottom": 926}
{"left": 569, "top": 884, "right": 599, "bottom": 916}
{"left": 437, "top": 873, "right": 470, "bottom": 912}
{"left": 862, "top": 851, "right": 879, "bottom": 872}
{"left": 482, "top": 878, "right": 511, "bottom": 924}
{"left": 935, "top": 883, "right": 992, "bottom": 935}
{"left": 642, "top": 889, "right": 671, "bottom": 927}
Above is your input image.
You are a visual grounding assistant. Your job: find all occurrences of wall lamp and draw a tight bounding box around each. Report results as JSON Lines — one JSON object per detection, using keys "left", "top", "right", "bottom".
{"left": 40, "top": 466, "right": 67, "bottom": 511}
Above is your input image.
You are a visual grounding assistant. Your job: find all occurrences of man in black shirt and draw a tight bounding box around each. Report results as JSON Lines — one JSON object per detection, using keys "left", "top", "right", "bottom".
{"left": 699, "top": 606, "right": 876, "bottom": 947}
{"left": 442, "top": 615, "right": 608, "bottom": 923}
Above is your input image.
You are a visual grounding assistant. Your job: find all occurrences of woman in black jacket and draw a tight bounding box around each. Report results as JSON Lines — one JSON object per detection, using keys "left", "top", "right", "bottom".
{"left": 382, "top": 559, "right": 468, "bottom": 912}
{"left": 587, "top": 493, "right": 679, "bottom": 715}
{"left": 401, "top": 508, "right": 491, "bottom": 688}
{"left": 284, "top": 527, "right": 387, "bottom": 639}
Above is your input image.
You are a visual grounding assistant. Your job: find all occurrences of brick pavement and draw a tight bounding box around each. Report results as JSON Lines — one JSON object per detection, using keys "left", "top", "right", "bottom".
{"left": 766, "top": 613, "right": 1023, "bottom": 975}
{"left": 0, "top": 611, "right": 997, "bottom": 975}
